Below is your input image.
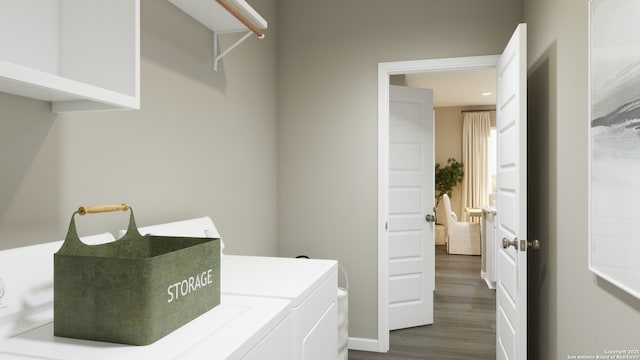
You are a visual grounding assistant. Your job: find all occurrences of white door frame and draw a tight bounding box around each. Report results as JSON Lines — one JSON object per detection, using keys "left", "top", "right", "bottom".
{"left": 376, "top": 55, "right": 500, "bottom": 352}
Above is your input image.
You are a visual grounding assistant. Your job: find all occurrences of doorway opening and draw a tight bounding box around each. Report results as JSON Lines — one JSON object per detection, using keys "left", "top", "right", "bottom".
{"left": 400, "top": 67, "right": 497, "bottom": 228}
{"left": 376, "top": 55, "right": 500, "bottom": 352}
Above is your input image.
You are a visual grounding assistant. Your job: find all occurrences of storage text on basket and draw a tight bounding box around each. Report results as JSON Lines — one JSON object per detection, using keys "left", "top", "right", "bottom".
{"left": 167, "top": 268, "right": 215, "bottom": 303}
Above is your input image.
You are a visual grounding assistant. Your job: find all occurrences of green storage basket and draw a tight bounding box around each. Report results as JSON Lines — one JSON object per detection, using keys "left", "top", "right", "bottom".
{"left": 54, "top": 204, "right": 220, "bottom": 346}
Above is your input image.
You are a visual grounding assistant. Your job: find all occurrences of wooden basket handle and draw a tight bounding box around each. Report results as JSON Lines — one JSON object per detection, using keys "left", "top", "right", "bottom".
{"left": 78, "top": 203, "right": 129, "bottom": 216}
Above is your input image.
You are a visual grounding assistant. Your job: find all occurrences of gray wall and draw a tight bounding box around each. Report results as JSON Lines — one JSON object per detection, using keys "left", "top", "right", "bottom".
{"left": 434, "top": 106, "right": 465, "bottom": 219}
{"left": 276, "top": 0, "right": 523, "bottom": 340}
{"left": 0, "top": 0, "right": 278, "bottom": 256}
{"left": 524, "top": 0, "right": 640, "bottom": 358}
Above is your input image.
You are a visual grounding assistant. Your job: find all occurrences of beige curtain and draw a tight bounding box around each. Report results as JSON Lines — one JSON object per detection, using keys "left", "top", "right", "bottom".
{"left": 461, "top": 111, "right": 490, "bottom": 221}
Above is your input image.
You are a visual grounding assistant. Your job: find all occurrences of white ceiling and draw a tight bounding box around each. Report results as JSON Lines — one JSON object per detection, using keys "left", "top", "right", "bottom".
{"left": 405, "top": 68, "right": 496, "bottom": 107}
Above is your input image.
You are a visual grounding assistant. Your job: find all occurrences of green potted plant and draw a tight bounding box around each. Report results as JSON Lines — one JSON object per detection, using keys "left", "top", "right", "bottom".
{"left": 434, "top": 158, "right": 464, "bottom": 223}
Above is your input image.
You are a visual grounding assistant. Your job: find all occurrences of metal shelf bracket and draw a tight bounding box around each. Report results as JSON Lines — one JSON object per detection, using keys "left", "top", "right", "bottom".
{"left": 213, "top": 31, "right": 264, "bottom": 71}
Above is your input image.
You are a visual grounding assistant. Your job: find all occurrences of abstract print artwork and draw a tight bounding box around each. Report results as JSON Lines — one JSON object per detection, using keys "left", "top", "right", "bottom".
{"left": 589, "top": 0, "right": 640, "bottom": 298}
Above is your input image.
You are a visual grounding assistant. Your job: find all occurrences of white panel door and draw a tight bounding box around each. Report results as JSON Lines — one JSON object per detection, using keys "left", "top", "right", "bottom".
{"left": 388, "top": 85, "right": 434, "bottom": 330}
{"left": 495, "top": 23, "right": 528, "bottom": 360}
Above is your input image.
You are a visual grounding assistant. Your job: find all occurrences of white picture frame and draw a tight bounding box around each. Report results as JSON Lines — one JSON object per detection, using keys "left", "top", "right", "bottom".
{"left": 589, "top": 0, "right": 640, "bottom": 299}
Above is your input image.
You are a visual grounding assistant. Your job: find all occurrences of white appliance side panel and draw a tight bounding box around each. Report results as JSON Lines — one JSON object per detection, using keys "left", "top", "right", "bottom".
{"left": 291, "top": 270, "right": 338, "bottom": 360}
{"left": 292, "top": 270, "right": 338, "bottom": 341}
{"left": 302, "top": 302, "right": 337, "bottom": 360}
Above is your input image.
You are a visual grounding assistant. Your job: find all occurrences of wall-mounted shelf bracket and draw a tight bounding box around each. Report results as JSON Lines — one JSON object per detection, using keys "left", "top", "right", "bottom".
{"left": 169, "top": 0, "right": 267, "bottom": 71}
{"left": 213, "top": 30, "right": 264, "bottom": 71}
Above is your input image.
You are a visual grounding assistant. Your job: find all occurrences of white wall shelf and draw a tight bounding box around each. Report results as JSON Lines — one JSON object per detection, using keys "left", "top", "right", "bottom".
{"left": 168, "top": 0, "right": 267, "bottom": 71}
{"left": 0, "top": 0, "right": 140, "bottom": 113}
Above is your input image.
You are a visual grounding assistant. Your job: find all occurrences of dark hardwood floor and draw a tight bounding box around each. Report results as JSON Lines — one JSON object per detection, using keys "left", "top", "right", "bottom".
{"left": 349, "top": 245, "right": 496, "bottom": 360}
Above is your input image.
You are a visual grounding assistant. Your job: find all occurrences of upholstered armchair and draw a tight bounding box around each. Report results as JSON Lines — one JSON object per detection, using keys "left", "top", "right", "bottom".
{"left": 442, "top": 194, "right": 481, "bottom": 255}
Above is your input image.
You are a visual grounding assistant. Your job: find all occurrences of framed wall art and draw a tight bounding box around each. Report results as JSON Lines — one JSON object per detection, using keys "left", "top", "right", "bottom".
{"left": 589, "top": 0, "right": 640, "bottom": 299}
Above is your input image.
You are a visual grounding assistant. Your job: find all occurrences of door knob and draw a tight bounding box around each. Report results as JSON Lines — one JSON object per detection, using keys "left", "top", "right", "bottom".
{"left": 523, "top": 239, "right": 540, "bottom": 251}
{"left": 502, "top": 237, "right": 540, "bottom": 251}
{"left": 425, "top": 214, "right": 436, "bottom": 223}
{"left": 502, "top": 237, "right": 518, "bottom": 250}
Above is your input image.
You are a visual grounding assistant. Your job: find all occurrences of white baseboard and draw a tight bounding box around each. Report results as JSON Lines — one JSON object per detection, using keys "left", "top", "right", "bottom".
{"left": 481, "top": 271, "right": 496, "bottom": 289}
{"left": 348, "top": 337, "right": 380, "bottom": 352}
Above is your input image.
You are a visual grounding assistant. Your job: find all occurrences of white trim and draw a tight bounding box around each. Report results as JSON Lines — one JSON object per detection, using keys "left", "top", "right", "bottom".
{"left": 376, "top": 63, "right": 391, "bottom": 353}
{"left": 348, "top": 337, "right": 379, "bottom": 352}
{"left": 481, "top": 271, "right": 496, "bottom": 290}
{"left": 377, "top": 55, "right": 500, "bottom": 353}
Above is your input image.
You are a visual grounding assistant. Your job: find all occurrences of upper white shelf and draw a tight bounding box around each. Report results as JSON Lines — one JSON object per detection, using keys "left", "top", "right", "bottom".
{"left": 0, "top": 0, "right": 140, "bottom": 113}
{"left": 168, "top": 0, "right": 267, "bottom": 34}
{"left": 168, "top": 0, "right": 267, "bottom": 71}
